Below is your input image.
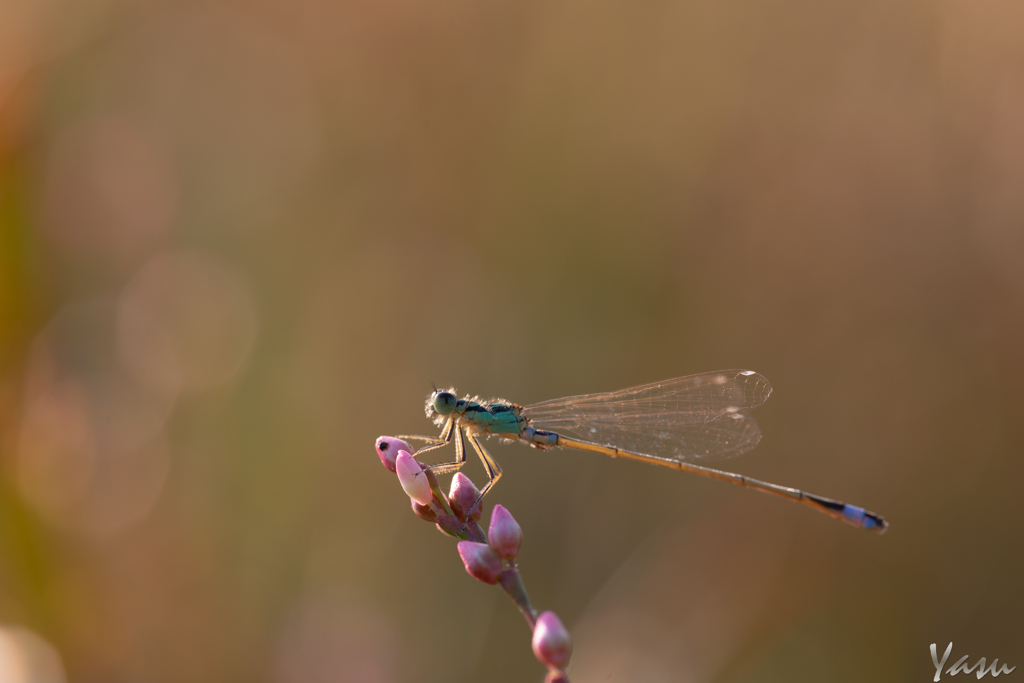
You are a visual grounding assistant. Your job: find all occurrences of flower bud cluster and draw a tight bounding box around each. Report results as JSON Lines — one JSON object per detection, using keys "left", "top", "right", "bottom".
{"left": 375, "top": 436, "right": 485, "bottom": 540}
{"left": 376, "top": 435, "right": 572, "bottom": 680}
{"left": 455, "top": 503, "right": 523, "bottom": 584}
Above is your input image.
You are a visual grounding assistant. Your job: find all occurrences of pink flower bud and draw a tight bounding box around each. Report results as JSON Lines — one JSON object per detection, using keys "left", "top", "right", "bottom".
{"left": 545, "top": 671, "right": 570, "bottom": 683}
{"left": 488, "top": 505, "right": 522, "bottom": 560}
{"left": 411, "top": 499, "right": 437, "bottom": 522}
{"left": 449, "top": 473, "right": 482, "bottom": 522}
{"left": 375, "top": 436, "right": 413, "bottom": 473}
{"left": 456, "top": 541, "right": 502, "bottom": 584}
{"left": 395, "top": 451, "right": 432, "bottom": 506}
{"left": 532, "top": 611, "right": 572, "bottom": 669}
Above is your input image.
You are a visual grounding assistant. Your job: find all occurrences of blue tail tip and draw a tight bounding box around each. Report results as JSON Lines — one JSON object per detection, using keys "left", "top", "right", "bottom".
{"left": 844, "top": 504, "right": 888, "bottom": 533}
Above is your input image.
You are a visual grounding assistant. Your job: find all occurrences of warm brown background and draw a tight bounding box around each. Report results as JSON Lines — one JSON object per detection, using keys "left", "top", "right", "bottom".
{"left": 1, "top": 0, "right": 1023, "bottom": 681}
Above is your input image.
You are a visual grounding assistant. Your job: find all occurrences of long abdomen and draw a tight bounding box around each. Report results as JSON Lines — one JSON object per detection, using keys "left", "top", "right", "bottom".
{"left": 532, "top": 430, "right": 888, "bottom": 533}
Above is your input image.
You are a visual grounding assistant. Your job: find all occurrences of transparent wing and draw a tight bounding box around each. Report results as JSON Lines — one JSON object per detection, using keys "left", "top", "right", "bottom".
{"left": 522, "top": 370, "right": 771, "bottom": 462}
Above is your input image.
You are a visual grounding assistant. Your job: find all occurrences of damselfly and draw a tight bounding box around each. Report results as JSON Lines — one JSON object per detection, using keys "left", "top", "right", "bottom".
{"left": 399, "top": 370, "right": 887, "bottom": 532}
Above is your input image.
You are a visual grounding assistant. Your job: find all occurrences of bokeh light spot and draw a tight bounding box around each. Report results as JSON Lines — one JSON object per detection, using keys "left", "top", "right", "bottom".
{"left": 116, "top": 251, "right": 259, "bottom": 395}
{"left": 40, "top": 114, "right": 177, "bottom": 263}
{"left": 18, "top": 299, "right": 175, "bottom": 537}
{"left": 0, "top": 625, "right": 67, "bottom": 683}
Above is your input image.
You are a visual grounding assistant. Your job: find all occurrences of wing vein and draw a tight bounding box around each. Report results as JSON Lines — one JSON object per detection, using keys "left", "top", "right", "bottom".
{"left": 522, "top": 370, "right": 771, "bottom": 462}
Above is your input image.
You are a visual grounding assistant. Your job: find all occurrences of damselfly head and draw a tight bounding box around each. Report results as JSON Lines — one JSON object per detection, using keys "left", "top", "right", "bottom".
{"left": 425, "top": 388, "right": 458, "bottom": 420}
{"left": 432, "top": 391, "right": 458, "bottom": 416}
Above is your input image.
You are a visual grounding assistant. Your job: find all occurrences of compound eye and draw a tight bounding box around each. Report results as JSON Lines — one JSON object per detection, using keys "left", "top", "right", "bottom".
{"left": 432, "top": 391, "right": 457, "bottom": 415}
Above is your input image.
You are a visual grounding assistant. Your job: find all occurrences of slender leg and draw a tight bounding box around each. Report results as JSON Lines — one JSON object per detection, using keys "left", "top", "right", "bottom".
{"left": 426, "top": 425, "right": 468, "bottom": 476}
{"left": 397, "top": 435, "right": 447, "bottom": 445}
{"left": 465, "top": 433, "right": 503, "bottom": 518}
{"left": 396, "top": 418, "right": 455, "bottom": 457}
{"left": 397, "top": 419, "right": 468, "bottom": 476}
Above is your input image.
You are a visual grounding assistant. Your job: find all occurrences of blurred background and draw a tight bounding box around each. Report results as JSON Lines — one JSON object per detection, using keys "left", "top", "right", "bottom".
{"left": 1, "top": 0, "right": 1023, "bottom": 681}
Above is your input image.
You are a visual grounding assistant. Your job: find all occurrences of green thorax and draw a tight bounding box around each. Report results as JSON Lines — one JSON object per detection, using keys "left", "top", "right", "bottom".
{"left": 456, "top": 398, "right": 526, "bottom": 436}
